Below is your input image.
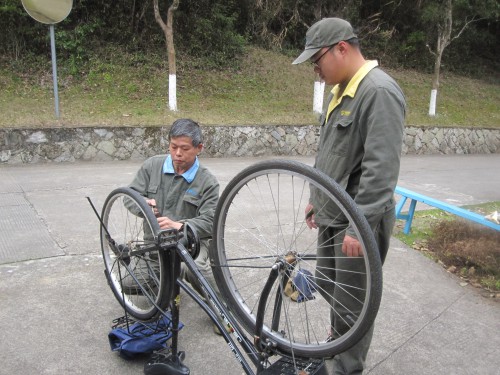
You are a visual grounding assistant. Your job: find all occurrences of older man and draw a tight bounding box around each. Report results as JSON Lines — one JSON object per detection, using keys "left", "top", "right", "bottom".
{"left": 129, "top": 118, "right": 220, "bottom": 326}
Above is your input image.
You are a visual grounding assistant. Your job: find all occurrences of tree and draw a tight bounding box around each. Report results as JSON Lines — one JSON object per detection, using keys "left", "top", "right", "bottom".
{"left": 423, "top": 0, "right": 488, "bottom": 116}
{"left": 153, "top": 0, "right": 179, "bottom": 112}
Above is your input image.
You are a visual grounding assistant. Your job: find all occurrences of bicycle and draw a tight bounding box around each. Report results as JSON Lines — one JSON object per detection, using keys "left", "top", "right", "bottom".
{"left": 92, "top": 159, "right": 383, "bottom": 375}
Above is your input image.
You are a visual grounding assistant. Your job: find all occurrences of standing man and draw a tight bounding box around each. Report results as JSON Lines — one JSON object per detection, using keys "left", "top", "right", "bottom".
{"left": 293, "top": 18, "right": 406, "bottom": 374}
{"left": 128, "top": 118, "right": 220, "bottom": 318}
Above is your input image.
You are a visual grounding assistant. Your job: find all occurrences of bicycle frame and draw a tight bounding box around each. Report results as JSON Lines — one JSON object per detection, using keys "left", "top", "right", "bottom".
{"left": 174, "top": 246, "right": 262, "bottom": 373}
{"left": 159, "top": 228, "right": 277, "bottom": 375}
{"left": 150, "top": 227, "right": 326, "bottom": 375}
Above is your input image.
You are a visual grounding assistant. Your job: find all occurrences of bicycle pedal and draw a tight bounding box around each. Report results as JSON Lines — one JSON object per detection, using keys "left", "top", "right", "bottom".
{"left": 144, "top": 351, "right": 190, "bottom": 375}
{"left": 259, "top": 356, "right": 327, "bottom": 375}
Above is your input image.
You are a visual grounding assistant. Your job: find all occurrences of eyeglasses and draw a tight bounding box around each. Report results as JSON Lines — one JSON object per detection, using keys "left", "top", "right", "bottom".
{"left": 311, "top": 44, "right": 335, "bottom": 67}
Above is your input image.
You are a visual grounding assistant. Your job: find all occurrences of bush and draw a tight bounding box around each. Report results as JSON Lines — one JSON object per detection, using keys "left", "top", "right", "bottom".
{"left": 428, "top": 220, "right": 500, "bottom": 277}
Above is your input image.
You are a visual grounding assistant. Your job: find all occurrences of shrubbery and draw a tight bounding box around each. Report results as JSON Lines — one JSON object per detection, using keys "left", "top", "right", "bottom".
{"left": 429, "top": 220, "right": 500, "bottom": 278}
{"left": 0, "top": 0, "right": 498, "bottom": 77}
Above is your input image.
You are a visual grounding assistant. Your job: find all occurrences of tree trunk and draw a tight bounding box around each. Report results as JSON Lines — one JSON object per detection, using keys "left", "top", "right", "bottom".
{"left": 153, "top": 0, "right": 179, "bottom": 112}
{"left": 165, "top": 2, "right": 176, "bottom": 76}
{"left": 428, "top": 0, "right": 452, "bottom": 117}
{"left": 429, "top": 44, "right": 443, "bottom": 116}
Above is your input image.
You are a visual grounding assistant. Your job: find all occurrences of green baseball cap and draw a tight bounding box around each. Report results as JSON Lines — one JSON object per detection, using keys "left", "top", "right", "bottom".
{"left": 292, "top": 18, "right": 357, "bottom": 65}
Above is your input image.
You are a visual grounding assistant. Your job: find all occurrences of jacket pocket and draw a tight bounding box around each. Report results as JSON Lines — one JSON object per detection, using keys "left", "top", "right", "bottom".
{"left": 183, "top": 194, "right": 200, "bottom": 208}
{"left": 330, "top": 118, "right": 353, "bottom": 156}
{"left": 147, "top": 185, "right": 158, "bottom": 194}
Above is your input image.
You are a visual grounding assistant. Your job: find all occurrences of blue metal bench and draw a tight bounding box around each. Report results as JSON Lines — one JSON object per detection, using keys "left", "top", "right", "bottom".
{"left": 394, "top": 186, "right": 500, "bottom": 234}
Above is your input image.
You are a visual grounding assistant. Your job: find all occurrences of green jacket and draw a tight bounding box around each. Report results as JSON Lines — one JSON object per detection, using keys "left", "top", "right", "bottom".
{"left": 313, "top": 67, "right": 406, "bottom": 229}
{"left": 129, "top": 155, "right": 219, "bottom": 239}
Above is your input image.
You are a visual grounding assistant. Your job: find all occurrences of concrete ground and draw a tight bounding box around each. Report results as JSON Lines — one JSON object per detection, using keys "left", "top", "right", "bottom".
{"left": 0, "top": 154, "right": 499, "bottom": 375}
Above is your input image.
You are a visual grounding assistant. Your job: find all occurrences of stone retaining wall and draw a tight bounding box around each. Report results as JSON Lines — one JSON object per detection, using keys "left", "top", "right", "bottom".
{"left": 1, "top": 125, "right": 498, "bottom": 164}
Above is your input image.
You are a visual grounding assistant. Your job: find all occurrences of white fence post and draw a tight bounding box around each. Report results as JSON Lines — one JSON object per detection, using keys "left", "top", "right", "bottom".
{"left": 169, "top": 74, "right": 178, "bottom": 112}
{"left": 313, "top": 80, "right": 325, "bottom": 115}
{"left": 428, "top": 89, "right": 437, "bottom": 116}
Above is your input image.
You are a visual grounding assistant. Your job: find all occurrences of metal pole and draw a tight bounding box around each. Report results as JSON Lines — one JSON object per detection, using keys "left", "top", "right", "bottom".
{"left": 49, "top": 24, "right": 60, "bottom": 118}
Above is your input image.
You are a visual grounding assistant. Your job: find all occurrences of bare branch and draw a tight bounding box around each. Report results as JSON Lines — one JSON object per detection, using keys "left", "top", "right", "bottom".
{"left": 451, "top": 16, "right": 485, "bottom": 43}
{"left": 426, "top": 43, "right": 437, "bottom": 57}
{"left": 153, "top": 0, "right": 167, "bottom": 33}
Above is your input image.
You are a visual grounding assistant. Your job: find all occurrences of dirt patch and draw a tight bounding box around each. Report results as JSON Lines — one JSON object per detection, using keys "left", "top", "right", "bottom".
{"left": 426, "top": 220, "right": 500, "bottom": 298}
{"left": 429, "top": 220, "right": 500, "bottom": 275}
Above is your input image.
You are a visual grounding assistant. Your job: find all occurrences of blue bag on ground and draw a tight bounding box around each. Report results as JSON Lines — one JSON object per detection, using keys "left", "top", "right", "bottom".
{"left": 108, "top": 313, "right": 183, "bottom": 359}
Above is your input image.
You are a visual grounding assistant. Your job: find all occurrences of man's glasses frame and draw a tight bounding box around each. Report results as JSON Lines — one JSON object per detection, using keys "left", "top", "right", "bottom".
{"left": 311, "top": 44, "right": 336, "bottom": 67}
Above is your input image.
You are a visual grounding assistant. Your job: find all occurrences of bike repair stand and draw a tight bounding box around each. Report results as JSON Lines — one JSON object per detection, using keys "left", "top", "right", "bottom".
{"left": 144, "top": 236, "right": 189, "bottom": 375}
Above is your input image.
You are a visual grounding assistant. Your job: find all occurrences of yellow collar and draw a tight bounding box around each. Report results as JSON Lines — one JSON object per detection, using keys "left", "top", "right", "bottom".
{"left": 326, "top": 60, "right": 378, "bottom": 122}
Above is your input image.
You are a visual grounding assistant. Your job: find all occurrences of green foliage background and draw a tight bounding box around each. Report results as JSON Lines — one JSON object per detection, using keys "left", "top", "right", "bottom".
{"left": 1, "top": 0, "right": 498, "bottom": 75}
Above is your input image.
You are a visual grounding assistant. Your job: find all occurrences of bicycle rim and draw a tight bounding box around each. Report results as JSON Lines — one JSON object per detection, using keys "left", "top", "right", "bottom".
{"left": 211, "top": 160, "right": 382, "bottom": 358}
{"left": 100, "top": 187, "right": 171, "bottom": 321}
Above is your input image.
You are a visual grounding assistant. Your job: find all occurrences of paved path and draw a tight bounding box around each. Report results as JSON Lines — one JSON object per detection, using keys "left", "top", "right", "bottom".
{"left": 0, "top": 154, "right": 499, "bottom": 375}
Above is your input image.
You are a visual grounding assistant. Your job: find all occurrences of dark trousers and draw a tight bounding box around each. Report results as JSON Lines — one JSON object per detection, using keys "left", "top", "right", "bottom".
{"left": 316, "top": 208, "right": 395, "bottom": 374}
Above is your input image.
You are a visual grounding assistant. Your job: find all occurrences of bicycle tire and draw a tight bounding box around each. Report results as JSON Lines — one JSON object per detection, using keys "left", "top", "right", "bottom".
{"left": 100, "top": 187, "right": 172, "bottom": 321}
{"left": 211, "top": 160, "right": 382, "bottom": 358}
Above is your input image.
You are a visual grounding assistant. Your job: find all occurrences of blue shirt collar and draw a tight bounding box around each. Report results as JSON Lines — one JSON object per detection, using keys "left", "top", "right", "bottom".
{"left": 163, "top": 155, "right": 199, "bottom": 183}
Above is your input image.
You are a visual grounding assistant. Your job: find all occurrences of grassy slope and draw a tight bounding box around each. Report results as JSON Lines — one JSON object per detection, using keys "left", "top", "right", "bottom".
{"left": 2, "top": 47, "right": 498, "bottom": 292}
{"left": 0, "top": 46, "right": 499, "bottom": 128}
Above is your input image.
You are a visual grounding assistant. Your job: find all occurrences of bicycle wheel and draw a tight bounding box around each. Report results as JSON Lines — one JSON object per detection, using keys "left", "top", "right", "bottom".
{"left": 211, "top": 160, "right": 382, "bottom": 358}
{"left": 100, "top": 187, "right": 172, "bottom": 321}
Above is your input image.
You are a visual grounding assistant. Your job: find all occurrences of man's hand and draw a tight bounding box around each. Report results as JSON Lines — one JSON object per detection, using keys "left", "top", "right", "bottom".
{"left": 157, "top": 216, "right": 183, "bottom": 231}
{"left": 146, "top": 198, "right": 160, "bottom": 217}
{"left": 146, "top": 199, "right": 183, "bottom": 230}
{"left": 305, "top": 203, "right": 317, "bottom": 229}
{"left": 342, "top": 235, "right": 363, "bottom": 257}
